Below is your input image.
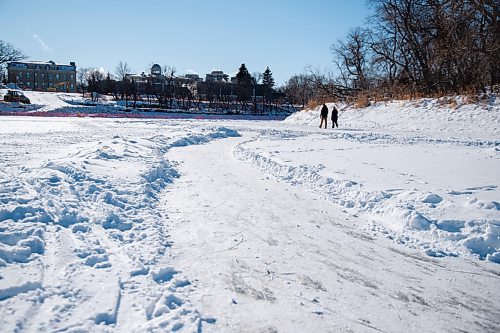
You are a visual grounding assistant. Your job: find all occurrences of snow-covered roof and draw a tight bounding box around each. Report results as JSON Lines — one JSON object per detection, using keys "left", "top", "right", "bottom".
{"left": 9, "top": 60, "right": 75, "bottom": 66}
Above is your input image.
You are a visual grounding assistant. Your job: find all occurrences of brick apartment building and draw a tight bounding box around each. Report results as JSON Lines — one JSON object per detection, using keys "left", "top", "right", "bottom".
{"left": 7, "top": 60, "right": 77, "bottom": 92}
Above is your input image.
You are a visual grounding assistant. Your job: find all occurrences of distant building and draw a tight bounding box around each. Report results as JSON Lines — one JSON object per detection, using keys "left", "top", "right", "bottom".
{"left": 205, "top": 70, "right": 228, "bottom": 83}
{"left": 151, "top": 64, "right": 162, "bottom": 76}
{"left": 185, "top": 73, "right": 203, "bottom": 82}
{"left": 7, "top": 60, "right": 77, "bottom": 92}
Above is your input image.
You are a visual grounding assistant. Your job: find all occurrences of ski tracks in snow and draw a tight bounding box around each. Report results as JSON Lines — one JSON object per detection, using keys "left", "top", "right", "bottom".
{"left": 0, "top": 122, "right": 237, "bottom": 332}
{"left": 1, "top": 118, "right": 499, "bottom": 332}
{"left": 233, "top": 128, "right": 500, "bottom": 263}
{"left": 162, "top": 134, "right": 499, "bottom": 333}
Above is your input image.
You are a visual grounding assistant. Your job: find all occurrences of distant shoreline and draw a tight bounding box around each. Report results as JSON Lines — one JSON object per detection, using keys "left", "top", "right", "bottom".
{"left": 0, "top": 110, "right": 287, "bottom": 121}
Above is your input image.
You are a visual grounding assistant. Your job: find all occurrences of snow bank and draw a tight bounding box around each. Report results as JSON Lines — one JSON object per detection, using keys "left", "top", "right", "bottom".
{"left": 234, "top": 136, "right": 500, "bottom": 262}
{"left": 234, "top": 98, "right": 500, "bottom": 262}
{"left": 285, "top": 95, "right": 499, "bottom": 140}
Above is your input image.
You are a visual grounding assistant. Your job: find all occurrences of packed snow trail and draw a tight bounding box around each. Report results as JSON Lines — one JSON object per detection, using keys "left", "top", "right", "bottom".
{"left": 163, "top": 135, "right": 500, "bottom": 333}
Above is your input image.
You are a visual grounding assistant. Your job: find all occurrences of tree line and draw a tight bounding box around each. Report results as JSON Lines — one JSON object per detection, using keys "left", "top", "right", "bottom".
{"left": 283, "top": 0, "right": 498, "bottom": 107}
{"left": 77, "top": 62, "right": 281, "bottom": 113}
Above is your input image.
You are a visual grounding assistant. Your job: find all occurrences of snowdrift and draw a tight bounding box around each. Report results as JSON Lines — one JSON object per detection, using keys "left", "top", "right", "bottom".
{"left": 241, "top": 97, "right": 500, "bottom": 262}
{"left": 285, "top": 96, "right": 499, "bottom": 140}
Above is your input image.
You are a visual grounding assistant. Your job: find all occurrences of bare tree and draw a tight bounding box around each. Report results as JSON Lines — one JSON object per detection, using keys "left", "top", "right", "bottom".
{"left": 77, "top": 67, "right": 91, "bottom": 97}
{"left": 115, "top": 61, "right": 131, "bottom": 81}
{"left": 162, "top": 65, "right": 177, "bottom": 107}
{"left": 115, "top": 61, "right": 131, "bottom": 100}
{"left": 252, "top": 72, "right": 262, "bottom": 84}
{"left": 467, "top": 0, "right": 499, "bottom": 88}
{"left": 309, "top": 67, "right": 354, "bottom": 100}
{"left": 283, "top": 73, "right": 318, "bottom": 107}
{"left": 85, "top": 68, "right": 105, "bottom": 101}
{"left": 0, "top": 40, "right": 26, "bottom": 66}
{"left": 86, "top": 68, "right": 105, "bottom": 82}
{"left": 331, "top": 27, "right": 371, "bottom": 90}
{"left": 162, "top": 65, "right": 176, "bottom": 79}
{"left": 366, "top": 0, "right": 498, "bottom": 93}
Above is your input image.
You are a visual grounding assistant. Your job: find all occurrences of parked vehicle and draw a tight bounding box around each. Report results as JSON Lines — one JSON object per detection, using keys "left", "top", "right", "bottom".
{"left": 3, "top": 90, "right": 31, "bottom": 104}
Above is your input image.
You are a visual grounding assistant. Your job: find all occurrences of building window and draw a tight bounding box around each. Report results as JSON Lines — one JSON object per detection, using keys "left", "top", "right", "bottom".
{"left": 41, "top": 73, "right": 45, "bottom": 79}
{"left": 27, "top": 82, "right": 31, "bottom": 87}
{"left": 49, "top": 74, "right": 53, "bottom": 81}
{"left": 26, "top": 73, "right": 30, "bottom": 79}
{"left": 70, "top": 74, "right": 74, "bottom": 80}
{"left": 63, "top": 74, "right": 67, "bottom": 81}
{"left": 70, "top": 84, "right": 74, "bottom": 90}
{"left": 56, "top": 74, "right": 60, "bottom": 80}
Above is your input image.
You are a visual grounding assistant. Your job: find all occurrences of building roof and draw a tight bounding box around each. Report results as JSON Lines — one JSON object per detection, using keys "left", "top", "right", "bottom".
{"left": 8, "top": 60, "right": 75, "bottom": 66}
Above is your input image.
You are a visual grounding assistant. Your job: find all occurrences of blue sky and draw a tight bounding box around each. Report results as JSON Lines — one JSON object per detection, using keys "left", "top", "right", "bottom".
{"left": 0, "top": 0, "right": 370, "bottom": 85}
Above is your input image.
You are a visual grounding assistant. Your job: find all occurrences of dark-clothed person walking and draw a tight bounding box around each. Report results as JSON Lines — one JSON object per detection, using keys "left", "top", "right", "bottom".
{"left": 331, "top": 106, "right": 338, "bottom": 128}
{"left": 319, "top": 104, "right": 328, "bottom": 129}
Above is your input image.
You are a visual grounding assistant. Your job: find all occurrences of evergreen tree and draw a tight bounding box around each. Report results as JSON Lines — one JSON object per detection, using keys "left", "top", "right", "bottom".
{"left": 262, "top": 66, "right": 275, "bottom": 110}
{"left": 104, "top": 72, "right": 116, "bottom": 95}
{"left": 262, "top": 66, "right": 275, "bottom": 88}
{"left": 236, "top": 63, "right": 252, "bottom": 85}
{"left": 235, "top": 63, "right": 252, "bottom": 102}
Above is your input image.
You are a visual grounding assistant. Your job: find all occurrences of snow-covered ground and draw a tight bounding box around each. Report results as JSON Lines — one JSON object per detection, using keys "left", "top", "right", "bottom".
{"left": 0, "top": 95, "right": 499, "bottom": 332}
{"left": 282, "top": 98, "right": 499, "bottom": 262}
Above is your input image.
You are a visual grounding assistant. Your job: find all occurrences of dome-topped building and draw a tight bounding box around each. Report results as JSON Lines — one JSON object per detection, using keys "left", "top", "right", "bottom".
{"left": 151, "top": 64, "right": 162, "bottom": 76}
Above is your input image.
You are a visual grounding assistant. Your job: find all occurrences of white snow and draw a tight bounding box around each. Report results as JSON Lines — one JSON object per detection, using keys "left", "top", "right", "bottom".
{"left": 0, "top": 93, "right": 499, "bottom": 332}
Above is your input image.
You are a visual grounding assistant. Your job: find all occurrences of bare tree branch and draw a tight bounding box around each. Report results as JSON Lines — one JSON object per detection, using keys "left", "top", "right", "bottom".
{"left": 0, "top": 40, "right": 26, "bottom": 66}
